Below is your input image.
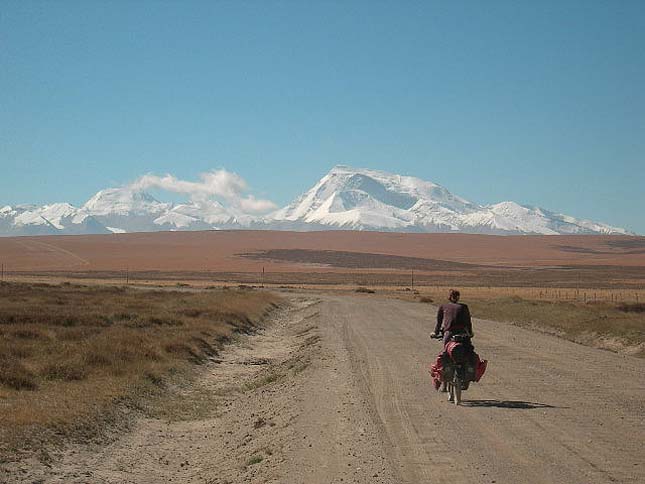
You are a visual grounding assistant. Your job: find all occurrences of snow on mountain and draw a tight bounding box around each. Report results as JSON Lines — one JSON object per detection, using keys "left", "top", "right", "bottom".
{"left": 82, "top": 187, "right": 242, "bottom": 232}
{"left": 83, "top": 187, "right": 170, "bottom": 216}
{"left": 155, "top": 200, "right": 236, "bottom": 228}
{"left": 0, "top": 203, "right": 110, "bottom": 236}
{"left": 273, "top": 165, "right": 477, "bottom": 230}
{"left": 152, "top": 210, "right": 201, "bottom": 230}
{"left": 271, "top": 166, "right": 632, "bottom": 235}
{"left": 272, "top": 165, "right": 479, "bottom": 232}
{"left": 459, "top": 201, "right": 560, "bottom": 235}
{"left": 14, "top": 203, "right": 88, "bottom": 229}
{"left": 82, "top": 187, "right": 173, "bottom": 233}
{"left": 0, "top": 165, "right": 633, "bottom": 236}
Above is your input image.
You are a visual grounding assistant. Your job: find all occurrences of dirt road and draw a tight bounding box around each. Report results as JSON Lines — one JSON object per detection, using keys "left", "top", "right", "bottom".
{"left": 9, "top": 293, "right": 644, "bottom": 483}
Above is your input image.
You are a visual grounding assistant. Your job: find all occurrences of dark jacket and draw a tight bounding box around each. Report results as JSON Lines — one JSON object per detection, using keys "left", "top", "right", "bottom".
{"left": 434, "top": 302, "right": 472, "bottom": 336}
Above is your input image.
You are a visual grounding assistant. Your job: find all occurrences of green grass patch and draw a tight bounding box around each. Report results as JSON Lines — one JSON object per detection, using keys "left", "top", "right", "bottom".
{"left": 246, "top": 455, "right": 264, "bottom": 466}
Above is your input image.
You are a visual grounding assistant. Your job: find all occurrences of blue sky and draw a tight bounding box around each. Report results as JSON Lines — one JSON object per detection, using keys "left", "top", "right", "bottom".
{"left": 1, "top": 0, "right": 644, "bottom": 232}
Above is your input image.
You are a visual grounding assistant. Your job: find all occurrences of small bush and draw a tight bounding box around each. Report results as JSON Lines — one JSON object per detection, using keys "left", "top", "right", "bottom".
{"left": 419, "top": 296, "right": 433, "bottom": 303}
{"left": 146, "top": 316, "right": 183, "bottom": 326}
{"left": 41, "top": 361, "right": 88, "bottom": 381}
{"left": 0, "top": 358, "right": 37, "bottom": 390}
{"left": 85, "top": 350, "right": 112, "bottom": 367}
{"left": 355, "top": 287, "right": 375, "bottom": 294}
{"left": 617, "top": 303, "right": 645, "bottom": 313}
{"left": 246, "top": 455, "right": 263, "bottom": 466}
{"left": 10, "top": 327, "right": 50, "bottom": 340}
{"left": 145, "top": 371, "right": 164, "bottom": 387}
{"left": 10, "top": 346, "right": 32, "bottom": 358}
{"left": 178, "top": 308, "right": 203, "bottom": 318}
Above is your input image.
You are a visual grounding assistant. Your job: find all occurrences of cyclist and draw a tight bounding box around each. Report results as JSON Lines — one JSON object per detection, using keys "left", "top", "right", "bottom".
{"left": 430, "top": 289, "right": 473, "bottom": 345}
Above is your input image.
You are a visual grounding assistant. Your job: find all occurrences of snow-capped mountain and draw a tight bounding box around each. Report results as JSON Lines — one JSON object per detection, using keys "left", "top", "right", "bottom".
{"left": 83, "top": 187, "right": 169, "bottom": 217}
{"left": 81, "top": 187, "right": 247, "bottom": 233}
{"left": 270, "top": 166, "right": 631, "bottom": 235}
{"left": 0, "top": 165, "right": 633, "bottom": 236}
{"left": 152, "top": 200, "right": 237, "bottom": 230}
{"left": 0, "top": 203, "right": 109, "bottom": 236}
{"left": 82, "top": 187, "right": 172, "bottom": 233}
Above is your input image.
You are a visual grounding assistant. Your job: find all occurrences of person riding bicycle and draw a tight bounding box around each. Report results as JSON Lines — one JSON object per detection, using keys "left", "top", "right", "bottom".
{"left": 430, "top": 289, "right": 473, "bottom": 345}
{"left": 429, "top": 290, "right": 486, "bottom": 398}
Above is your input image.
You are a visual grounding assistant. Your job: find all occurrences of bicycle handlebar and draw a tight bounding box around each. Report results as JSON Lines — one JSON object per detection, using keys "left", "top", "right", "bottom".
{"left": 430, "top": 332, "right": 474, "bottom": 340}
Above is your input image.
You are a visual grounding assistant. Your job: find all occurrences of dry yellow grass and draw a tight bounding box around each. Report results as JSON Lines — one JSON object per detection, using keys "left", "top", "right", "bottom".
{"left": 5, "top": 270, "right": 645, "bottom": 303}
{"left": 467, "top": 297, "right": 644, "bottom": 357}
{"left": 0, "top": 282, "right": 280, "bottom": 459}
{"left": 410, "top": 287, "right": 645, "bottom": 357}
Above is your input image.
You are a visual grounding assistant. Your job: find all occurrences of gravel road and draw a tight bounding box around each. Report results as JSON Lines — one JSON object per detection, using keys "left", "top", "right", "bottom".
{"left": 9, "top": 293, "right": 644, "bottom": 484}
{"left": 326, "top": 295, "right": 644, "bottom": 484}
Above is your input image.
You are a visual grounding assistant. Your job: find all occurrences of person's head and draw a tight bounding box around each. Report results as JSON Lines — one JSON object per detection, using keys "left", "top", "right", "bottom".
{"left": 448, "top": 289, "right": 460, "bottom": 303}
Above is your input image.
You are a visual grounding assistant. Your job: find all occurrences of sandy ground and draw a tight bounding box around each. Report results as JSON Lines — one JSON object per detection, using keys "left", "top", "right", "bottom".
{"left": 4, "top": 293, "right": 644, "bottom": 484}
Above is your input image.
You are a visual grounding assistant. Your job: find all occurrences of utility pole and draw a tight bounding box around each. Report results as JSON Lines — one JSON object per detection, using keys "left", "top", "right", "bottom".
{"left": 261, "top": 266, "right": 265, "bottom": 287}
{"left": 126, "top": 267, "right": 129, "bottom": 285}
{"left": 1, "top": 263, "right": 4, "bottom": 282}
{"left": 411, "top": 269, "right": 414, "bottom": 289}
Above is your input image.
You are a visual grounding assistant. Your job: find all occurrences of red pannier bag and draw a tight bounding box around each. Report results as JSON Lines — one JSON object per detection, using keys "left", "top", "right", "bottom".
{"left": 474, "top": 357, "right": 487, "bottom": 382}
{"left": 429, "top": 346, "right": 488, "bottom": 389}
{"left": 429, "top": 354, "right": 444, "bottom": 390}
{"left": 445, "top": 341, "right": 470, "bottom": 363}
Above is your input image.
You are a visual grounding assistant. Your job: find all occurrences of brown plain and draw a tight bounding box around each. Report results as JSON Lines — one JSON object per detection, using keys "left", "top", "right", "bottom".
{"left": 1, "top": 231, "right": 645, "bottom": 292}
{"left": 1, "top": 231, "right": 644, "bottom": 272}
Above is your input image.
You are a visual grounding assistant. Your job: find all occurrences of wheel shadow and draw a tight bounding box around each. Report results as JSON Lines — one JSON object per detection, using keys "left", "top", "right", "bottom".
{"left": 461, "top": 399, "right": 558, "bottom": 409}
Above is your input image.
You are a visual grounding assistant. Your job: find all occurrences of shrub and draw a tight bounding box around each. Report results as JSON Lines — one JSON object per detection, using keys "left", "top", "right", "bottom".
{"left": 246, "top": 455, "right": 263, "bottom": 466}
{"left": 355, "top": 286, "right": 375, "bottom": 294}
{"left": 616, "top": 303, "right": 645, "bottom": 313}
{"left": 10, "top": 327, "right": 50, "bottom": 340}
{"left": 0, "top": 358, "right": 37, "bottom": 390}
{"left": 41, "top": 361, "right": 88, "bottom": 381}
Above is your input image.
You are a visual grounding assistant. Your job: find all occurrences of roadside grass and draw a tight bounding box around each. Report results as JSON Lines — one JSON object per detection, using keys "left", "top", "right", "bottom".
{"left": 245, "top": 455, "right": 263, "bottom": 467}
{"left": 243, "top": 372, "right": 281, "bottom": 391}
{"left": 465, "top": 296, "right": 645, "bottom": 357}
{"left": 0, "top": 282, "right": 281, "bottom": 460}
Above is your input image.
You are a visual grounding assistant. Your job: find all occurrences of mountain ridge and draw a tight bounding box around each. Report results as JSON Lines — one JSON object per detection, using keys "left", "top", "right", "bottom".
{"left": 0, "top": 166, "right": 634, "bottom": 236}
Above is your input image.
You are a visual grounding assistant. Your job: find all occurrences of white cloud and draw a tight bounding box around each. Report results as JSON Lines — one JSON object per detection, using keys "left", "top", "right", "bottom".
{"left": 238, "top": 195, "right": 278, "bottom": 214}
{"left": 130, "top": 169, "right": 277, "bottom": 214}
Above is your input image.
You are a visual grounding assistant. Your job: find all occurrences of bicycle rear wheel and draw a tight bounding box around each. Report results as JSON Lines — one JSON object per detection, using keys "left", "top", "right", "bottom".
{"left": 453, "top": 374, "right": 462, "bottom": 405}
